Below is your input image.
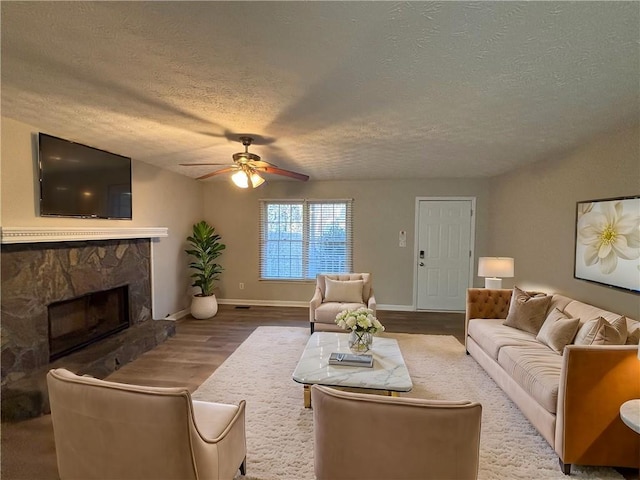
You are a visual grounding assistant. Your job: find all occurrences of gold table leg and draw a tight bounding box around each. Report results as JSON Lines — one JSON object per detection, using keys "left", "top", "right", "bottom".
{"left": 303, "top": 385, "right": 311, "bottom": 408}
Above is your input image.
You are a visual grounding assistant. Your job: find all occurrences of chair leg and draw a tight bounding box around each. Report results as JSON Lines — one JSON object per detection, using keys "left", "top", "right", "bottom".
{"left": 239, "top": 456, "right": 246, "bottom": 476}
{"left": 310, "top": 322, "right": 315, "bottom": 334}
{"left": 559, "top": 458, "right": 571, "bottom": 475}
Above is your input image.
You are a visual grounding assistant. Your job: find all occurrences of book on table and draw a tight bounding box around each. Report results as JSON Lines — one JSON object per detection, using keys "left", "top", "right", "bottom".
{"left": 328, "top": 352, "right": 373, "bottom": 368}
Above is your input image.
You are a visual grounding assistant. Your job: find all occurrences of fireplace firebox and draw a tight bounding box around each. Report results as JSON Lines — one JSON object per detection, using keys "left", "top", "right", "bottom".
{"left": 48, "top": 285, "right": 130, "bottom": 361}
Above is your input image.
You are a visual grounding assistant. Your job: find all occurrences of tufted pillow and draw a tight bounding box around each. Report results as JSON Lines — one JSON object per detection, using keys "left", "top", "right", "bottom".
{"left": 536, "top": 308, "right": 580, "bottom": 354}
{"left": 574, "top": 316, "right": 628, "bottom": 346}
{"left": 324, "top": 278, "right": 364, "bottom": 303}
{"left": 503, "top": 286, "right": 552, "bottom": 335}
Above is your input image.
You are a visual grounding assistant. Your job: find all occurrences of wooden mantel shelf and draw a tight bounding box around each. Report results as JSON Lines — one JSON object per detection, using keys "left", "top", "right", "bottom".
{"left": 0, "top": 226, "right": 168, "bottom": 244}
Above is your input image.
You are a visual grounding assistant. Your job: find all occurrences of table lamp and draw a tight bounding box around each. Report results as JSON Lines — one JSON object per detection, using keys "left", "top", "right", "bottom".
{"left": 478, "top": 257, "right": 514, "bottom": 289}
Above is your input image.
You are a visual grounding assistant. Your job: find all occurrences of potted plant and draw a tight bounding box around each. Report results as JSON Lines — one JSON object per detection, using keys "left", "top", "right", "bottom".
{"left": 185, "top": 220, "right": 226, "bottom": 319}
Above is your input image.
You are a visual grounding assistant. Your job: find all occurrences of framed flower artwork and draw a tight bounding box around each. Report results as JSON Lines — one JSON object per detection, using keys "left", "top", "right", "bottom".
{"left": 574, "top": 195, "right": 640, "bottom": 293}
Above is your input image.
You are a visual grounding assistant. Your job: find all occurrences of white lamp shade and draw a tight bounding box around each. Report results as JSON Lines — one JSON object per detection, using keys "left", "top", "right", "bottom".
{"left": 231, "top": 170, "right": 249, "bottom": 188}
{"left": 478, "top": 257, "right": 515, "bottom": 278}
{"left": 249, "top": 172, "right": 265, "bottom": 188}
{"left": 231, "top": 170, "right": 265, "bottom": 188}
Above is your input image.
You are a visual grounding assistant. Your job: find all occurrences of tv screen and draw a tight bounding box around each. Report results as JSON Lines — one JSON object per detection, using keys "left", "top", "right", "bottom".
{"left": 38, "top": 133, "right": 132, "bottom": 219}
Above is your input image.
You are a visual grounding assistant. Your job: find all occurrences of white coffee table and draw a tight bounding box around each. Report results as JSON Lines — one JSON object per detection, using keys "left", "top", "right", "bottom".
{"left": 292, "top": 332, "right": 413, "bottom": 408}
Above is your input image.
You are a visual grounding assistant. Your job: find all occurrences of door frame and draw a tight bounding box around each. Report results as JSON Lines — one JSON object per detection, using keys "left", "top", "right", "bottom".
{"left": 412, "top": 196, "right": 477, "bottom": 311}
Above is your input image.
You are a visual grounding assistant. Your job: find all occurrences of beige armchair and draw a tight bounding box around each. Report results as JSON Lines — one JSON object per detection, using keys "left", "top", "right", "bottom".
{"left": 47, "top": 368, "right": 246, "bottom": 480}
{"left": 309, "top": 273, "right": 376, "bottom": 333}
{"left": 311, "top": 385, "right": 482, "bottom": 480}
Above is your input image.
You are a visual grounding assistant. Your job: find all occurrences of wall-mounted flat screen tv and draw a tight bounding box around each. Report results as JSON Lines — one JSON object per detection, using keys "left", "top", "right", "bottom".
{"left": 38, "top": 133, "right": 132, "bottom": 219}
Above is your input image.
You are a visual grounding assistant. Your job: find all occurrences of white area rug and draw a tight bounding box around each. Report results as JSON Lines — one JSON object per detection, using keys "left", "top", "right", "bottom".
{"left": 193, "top": 327, "right": 622, "bottom": 480}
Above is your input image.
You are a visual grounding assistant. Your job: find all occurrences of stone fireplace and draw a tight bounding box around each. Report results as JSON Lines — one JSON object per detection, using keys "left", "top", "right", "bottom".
{"left": 1, "top": 227, "right": 174, "bottom": 420}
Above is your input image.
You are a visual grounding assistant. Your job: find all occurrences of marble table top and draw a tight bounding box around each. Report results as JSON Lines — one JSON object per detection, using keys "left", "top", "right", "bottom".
{"left": 292, "top": 332, "right": 413, "bottom": 392}
{"left": 620, "top": 399, "right": 640, "bottom": 434}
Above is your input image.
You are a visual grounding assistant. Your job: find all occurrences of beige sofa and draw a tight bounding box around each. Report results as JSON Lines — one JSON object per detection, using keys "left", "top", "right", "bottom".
{"left": 465, "top": 288, "right": 640, "bottom": 474}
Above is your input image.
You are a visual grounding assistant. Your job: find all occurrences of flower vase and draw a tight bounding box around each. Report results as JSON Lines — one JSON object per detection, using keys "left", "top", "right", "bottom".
{"left": 348, "top": 330, "right": 373, "bottom": 354}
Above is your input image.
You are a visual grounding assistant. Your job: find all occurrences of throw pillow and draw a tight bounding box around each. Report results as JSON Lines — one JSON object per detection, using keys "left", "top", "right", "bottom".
{"left": 503, "top": 286, "right": 552, "bottom": 335}
{"left": 536, "top": 308, "right": 580, "bottom": 354}
{"left": 626, "top": 320, "right": 640, "bottom": 345}
{"left": 574, "top": 316, "right": 628, "bottom": 346}
{"left": 324, "top": 278, "right": 364, "bottom": 303}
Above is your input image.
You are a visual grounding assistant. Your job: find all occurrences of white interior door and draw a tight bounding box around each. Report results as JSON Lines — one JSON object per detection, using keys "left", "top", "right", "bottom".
{"left": 416, "top": 199, "right": 473, "bottom": 311}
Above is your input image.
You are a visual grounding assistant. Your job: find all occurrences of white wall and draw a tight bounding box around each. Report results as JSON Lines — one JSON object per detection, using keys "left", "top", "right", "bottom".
{"left": 203, "top": 178, "right": 491, "bottom": 308}
{"left": 490, "top": 123, "right": 640, "bottom": 319}
{"left": 1, "top": 117, "right": 204, "bottom": 318}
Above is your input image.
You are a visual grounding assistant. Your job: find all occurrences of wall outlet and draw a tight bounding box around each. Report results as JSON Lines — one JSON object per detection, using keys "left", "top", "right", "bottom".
{"left": 239, "top": 282, "right": 245, "bottom": 290}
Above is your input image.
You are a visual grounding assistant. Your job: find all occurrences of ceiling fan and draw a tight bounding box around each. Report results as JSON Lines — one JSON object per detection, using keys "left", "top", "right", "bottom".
{"left": 180, "top": 136, "right": 309, "bottom": 188}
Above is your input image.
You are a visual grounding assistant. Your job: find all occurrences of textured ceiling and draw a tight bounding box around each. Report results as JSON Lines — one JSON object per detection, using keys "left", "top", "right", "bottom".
{"left": 2, "top": 2, "right": 638, "bottom": 183}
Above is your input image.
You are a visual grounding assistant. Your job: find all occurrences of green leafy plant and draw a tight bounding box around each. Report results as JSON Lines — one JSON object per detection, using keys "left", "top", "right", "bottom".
{"left": 185, "top": 221, "right": 226, "bottom": 297}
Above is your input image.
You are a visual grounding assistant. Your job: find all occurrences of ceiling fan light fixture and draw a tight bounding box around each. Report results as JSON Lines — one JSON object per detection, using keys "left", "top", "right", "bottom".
{"left": 231, "top": 170, "right": 249, "bottom": 188}
{"left": 182, "top": 134, "right": 308, "bottom": 184}
{"left": 249, "top": 171, "right": 265, "bottom": 188}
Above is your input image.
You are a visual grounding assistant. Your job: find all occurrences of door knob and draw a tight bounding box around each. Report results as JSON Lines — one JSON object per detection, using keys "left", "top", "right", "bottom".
{"left": 419, "top": 262, "right": 424, "bottom": 266}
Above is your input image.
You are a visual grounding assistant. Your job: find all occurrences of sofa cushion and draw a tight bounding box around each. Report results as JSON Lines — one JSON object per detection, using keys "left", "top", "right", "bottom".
{"left": 314, "top": 301, "right": 364, "bottom": 324}
{"left": 497, "top": 344, "right": 562, "bottom": 414}
{"left": 324, "top": 278, "right": 364, "bottom": 303}
{"left": 546, "top": 294, "right": 573, "bottom": 316}
{"left": 574, "top": 316, "right": 628, "bottom": 345}
{"left": 536, "top": 308, "right": 580, "bottom": 354}
{"left": 467, "top": 319, "right": 539, "bottom": 360}
{"left": 503, "top": 286, "right": 552, "bottom": 334}
{"left": 563, "top": 300, "right": 622, "bottom": 326}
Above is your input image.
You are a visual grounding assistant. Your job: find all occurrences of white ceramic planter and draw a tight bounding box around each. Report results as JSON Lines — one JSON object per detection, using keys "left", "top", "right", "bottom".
{"left": 190, "top": 294, "right": 218, "bottom": 319}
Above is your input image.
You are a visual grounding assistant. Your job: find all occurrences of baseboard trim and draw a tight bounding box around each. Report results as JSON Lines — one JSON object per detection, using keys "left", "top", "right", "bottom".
{"left": 377, "top": 304, "right": 414, "bottom": 311}
{"left": 219, "top": 299, "right": 418, "bottom": 311}
{"left": 168, "top": 301, "right": 458, "bottom": 315}
{"left": 218, "top": 298, "right": 309, "bottom": 308}
{"left": 164, "top": 308, "right": 191, "bottom": 321}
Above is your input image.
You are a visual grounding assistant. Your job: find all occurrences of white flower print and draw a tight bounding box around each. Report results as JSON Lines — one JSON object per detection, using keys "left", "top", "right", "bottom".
{"left": 578, "top": 201, "right": 640, "bottom": 274}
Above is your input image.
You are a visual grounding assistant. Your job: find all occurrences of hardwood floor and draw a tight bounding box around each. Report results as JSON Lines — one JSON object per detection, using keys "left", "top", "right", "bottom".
{"left": 3, "top": 305, "right": 636, "bottom": 480}
{"left": 107, "top": 305, "right": 465, "bottom": 391}
{"left": 0, "top": 305, "right": 465, "bottom": 480}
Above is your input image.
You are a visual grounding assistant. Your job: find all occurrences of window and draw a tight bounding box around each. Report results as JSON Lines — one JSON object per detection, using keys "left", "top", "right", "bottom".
{"left": 260, "top": 199, "right": 353, "bottom": 280}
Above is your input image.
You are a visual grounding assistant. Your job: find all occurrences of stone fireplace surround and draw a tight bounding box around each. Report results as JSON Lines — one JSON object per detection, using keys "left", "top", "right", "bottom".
{"left": 1, "top": 227, "right": 175, "bottom": 420}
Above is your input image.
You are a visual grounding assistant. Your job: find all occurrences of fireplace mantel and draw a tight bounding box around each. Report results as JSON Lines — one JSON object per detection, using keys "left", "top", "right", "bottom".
{"left": 0, "top": 226, "right": 168, "bottom": 244}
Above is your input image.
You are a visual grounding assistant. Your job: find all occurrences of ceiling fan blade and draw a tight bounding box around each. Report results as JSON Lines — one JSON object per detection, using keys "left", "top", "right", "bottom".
{"left": 196, "top": 167, "right": 238, "bottom": 180}
{"left": 258, "top": 166, "right": 309, "bottom": 182}
{"left": 180, "top": 162, "right": 231, "bottom": 166}
{"left": 249, "top": 160, "right": 273, "bottom": 168}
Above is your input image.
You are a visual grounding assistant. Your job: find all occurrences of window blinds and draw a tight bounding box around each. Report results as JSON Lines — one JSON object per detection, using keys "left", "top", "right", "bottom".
{"left": 259, "top": 199, "right": 353, "bottom": 280}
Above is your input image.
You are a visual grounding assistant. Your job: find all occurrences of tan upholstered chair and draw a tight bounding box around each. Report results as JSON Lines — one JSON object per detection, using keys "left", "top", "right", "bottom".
{"left": 47, "top": 368, "right": 246, "bottom": 480}
{"left": 309, "top": 273, "right": 376, "bottom": 333}
{"left": 311, "top": 385, "right": 482, "bottom": 480}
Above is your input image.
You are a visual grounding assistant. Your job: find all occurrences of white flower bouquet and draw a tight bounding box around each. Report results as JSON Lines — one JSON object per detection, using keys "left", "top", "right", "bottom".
{"left": 335, "top": 307, "right": 385, "bottom": 334}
